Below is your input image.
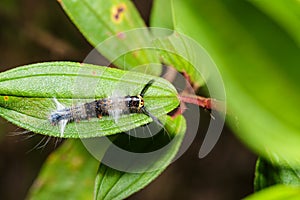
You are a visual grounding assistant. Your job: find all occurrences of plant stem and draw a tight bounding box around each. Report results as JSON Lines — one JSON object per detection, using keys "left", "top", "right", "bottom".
{"left": 179, "top": 94, "right": 223, "bottom": 111}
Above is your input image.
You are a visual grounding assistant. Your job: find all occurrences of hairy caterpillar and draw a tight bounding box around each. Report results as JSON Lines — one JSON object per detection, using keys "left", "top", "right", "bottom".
{"left": 49, "top": 80, "right": 162, "bottom": 137}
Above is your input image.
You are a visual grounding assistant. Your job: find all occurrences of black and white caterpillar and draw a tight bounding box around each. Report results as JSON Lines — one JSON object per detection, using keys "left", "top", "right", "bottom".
{"left": 49, "top": 80, "right": 161, "bottom": 137}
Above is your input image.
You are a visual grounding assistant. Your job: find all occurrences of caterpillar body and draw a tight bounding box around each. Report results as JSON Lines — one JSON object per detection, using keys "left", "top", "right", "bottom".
{"left": 49, "top": 80, "right": 161, "bottom": 137}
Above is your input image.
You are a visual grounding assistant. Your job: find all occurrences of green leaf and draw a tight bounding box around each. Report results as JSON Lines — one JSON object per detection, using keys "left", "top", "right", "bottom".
{"left": 59, "top": 0, "right": 161, "bottom": 75}
{"left": 152, "top": 33, "right": 207, "bottom": 87}
{"left": 0, "top": 61, "right": 179, "bottom": 138}
{"left": 94, "top": 115, "right": 186, "bottom": 200}
{"left": 254, "top": 157, "right": 300, "bottom": 191}
{"left": 27, "top": 140, "right": 99, "bottom": 200}
{"left": 244, "top": 185, "right": 300, "bottom": 200}
{"left": 171, "top": 0, "right": 300, "bottom": 166}
{"left": 150, "top": 1, "right": 207, "bottom": 87}
{"left": 250, "top": 0, "right": 300, "bottom": 46}
{"left": 150, "top": 0, "right": 174, "bottom": 29}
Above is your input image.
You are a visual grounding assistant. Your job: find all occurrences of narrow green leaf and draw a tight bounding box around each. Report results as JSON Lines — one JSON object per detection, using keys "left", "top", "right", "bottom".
{"left": 254, "top": 157, "right": 300, "bottom": 191}
{"left": 150, "top": 0, "right": 174, "bottom": 29}
{"left": 59, "top": 0, "right": 161, "bottom": 75}
{"left": 94, "top": 115, "right": 186, "bottom": 200}
{"left": 152, "top": 33, "right": 207, "bottom": 87}
{"left": 150, "top": 0, "right": 207, "bottom": 87}
{"left": 27, "top": 140, "right": 99, "bottom": 200}
{"left": 171, "top": 0, "right": 300, "bottom": 166}
{"left": 244, "top": 185, "right": 300, "bottom": 200}
{"left": 0, "top": 62, "right": 179, "bottom": 138}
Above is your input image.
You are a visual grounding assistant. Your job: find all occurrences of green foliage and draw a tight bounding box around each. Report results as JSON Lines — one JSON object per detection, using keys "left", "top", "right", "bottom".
{"left": 167, "top": 0, "right": 300, "bottom": 167}
{"left": 152, "top": 34, "right": 206, "bottom": 86}
{"left": 150, "top": 0, "right": 300, "bottom": 198}
{"left": 27, "top": 140, "right": 99, "bottom": 200}
{"left": 94, "top": 115, "right": 186, "bottom": 200}
{"left": 59, "top": 0, "right": 161, "bottom": 75}
{"left": 3, "top": 0, "right": 298, "bottom": 199}
{"left": 0, "top": 0, "right": 187, "bottom": 199}
{"left": 26, "top": 116, "right": 185, "bottom": 200}
{"left": 150, "top": 0, "right": 173, "bottom": 29}
{"left": 255, "top": 157, "right": 300, "bottom": 191}
{"left": 0, "top": 62, "right": 178, "bottom": 138}
{"left": 244, "top": 185, "right": 300, "bottom": 200}
{"left": 251, "top": 0, "right": 300, "bottom": 46}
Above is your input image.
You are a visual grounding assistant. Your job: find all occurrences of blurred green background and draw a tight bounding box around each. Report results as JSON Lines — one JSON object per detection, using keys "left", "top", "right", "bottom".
{"left": 5, "top": 0, "right": 299, "bottom": 199}
{"left": 160, "top": 0, "right": 300, "bottom": 168}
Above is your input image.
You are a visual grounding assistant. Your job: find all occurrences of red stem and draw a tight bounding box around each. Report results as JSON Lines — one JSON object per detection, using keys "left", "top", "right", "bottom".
{"left": 179, "top": 94, "right": 223, "bottom": 111}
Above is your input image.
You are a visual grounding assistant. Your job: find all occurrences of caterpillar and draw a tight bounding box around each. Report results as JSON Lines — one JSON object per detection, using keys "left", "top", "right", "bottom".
{"left": 49, "top": 79, "right": 162, "bottom": 137}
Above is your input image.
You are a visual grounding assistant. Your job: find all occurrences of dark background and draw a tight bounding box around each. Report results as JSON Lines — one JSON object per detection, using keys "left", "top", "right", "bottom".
{"left": 0, "top": 1, "right": 257, "bottom": 199}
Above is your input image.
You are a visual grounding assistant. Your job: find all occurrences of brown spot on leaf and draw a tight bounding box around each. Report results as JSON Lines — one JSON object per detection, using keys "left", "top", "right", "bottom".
{"left": 111, "top": 3, "right": 127, "bottom": 24}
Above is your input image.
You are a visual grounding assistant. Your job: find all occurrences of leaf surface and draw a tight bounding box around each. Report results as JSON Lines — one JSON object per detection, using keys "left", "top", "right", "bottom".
{"left": 0, "top": 62, "right": 179, "bottom": 138}
{"left": 94, "top": 115, "right": 186, "bottom": 200}
{"left": 244, "top": 185, "right": 300, "bottom": 200}
{"left": 27, "top": 140, "right": 99, "bottom": 200}
{"left": 255, "top": 157, "right": 300, "bottom": 191}
{"left": 169, "top": 0, "right": 300, "bottom": 166}
{"left": 59, "top": 0, "right": 161, "bottom": 75}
